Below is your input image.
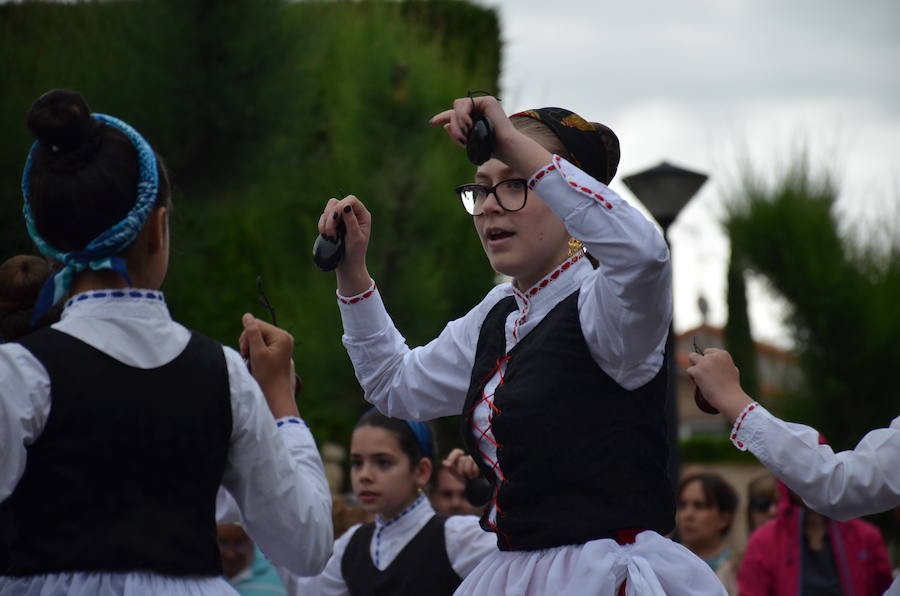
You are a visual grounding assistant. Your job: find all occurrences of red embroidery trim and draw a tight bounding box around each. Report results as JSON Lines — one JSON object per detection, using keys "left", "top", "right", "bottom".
{"left": 730, "top": 402, "right": 759, "bottom": 449}
{"left": 509, "top": 253, "right": 584, "bottom": 338}
{"left": 554, "top": 154, "right": 614, "bottom": 209}
{"left": 528, "top": 163, "right": 556, "bottom": 189}
{"left": 511, "top": 294, "right": 529, "bottom": 340}
{"left": 337, "top": 283, "right": 378, "bottom": 305}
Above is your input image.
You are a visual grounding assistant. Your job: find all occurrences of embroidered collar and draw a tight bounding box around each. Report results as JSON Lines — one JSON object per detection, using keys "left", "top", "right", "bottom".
{"left": 372, "top": 492, "right": 432, "bottom": 568}
{"left": 61, "top": 288, "right": 170, "bottom": 321}
{"left": 509, "top": 252, "right": 589, "bottom": 325}
{"left": 374, "top": 492, "right": 430, "bottom": 528}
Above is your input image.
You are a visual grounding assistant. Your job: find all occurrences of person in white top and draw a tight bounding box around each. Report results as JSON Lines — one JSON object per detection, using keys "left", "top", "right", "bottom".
{"left": 293, "top": 410, "right": 496, "bottom": 596}
{"left": 686, "top": 348, "right": 900, "bottom": 521}
{"left": 317, "top": 96, "right": 726, "bottom": 594}
{"left": 0, "top": 89, "right": 332, "bottom": 596}
{"left": 687, "top": 348, "right": 900, "bottom": 594}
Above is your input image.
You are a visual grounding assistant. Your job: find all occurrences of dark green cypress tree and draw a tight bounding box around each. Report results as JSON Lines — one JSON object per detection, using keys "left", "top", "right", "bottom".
{"left": 724, "top": 249, "right": 760, "bottom": 400}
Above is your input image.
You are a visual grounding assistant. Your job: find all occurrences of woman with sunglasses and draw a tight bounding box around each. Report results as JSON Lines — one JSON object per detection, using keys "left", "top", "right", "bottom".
{"left": 318, "top": 96, "right": 725, "bottom": 595}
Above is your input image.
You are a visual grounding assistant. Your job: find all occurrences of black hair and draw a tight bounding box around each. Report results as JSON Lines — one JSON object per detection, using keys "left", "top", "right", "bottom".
{"left": 0, "top": 255, "right": 61, "bottom": 341}
{"left": 354, "top": 410, "right": 436, "bottom": 474}
{"left": 677, "top": 472, "right": 739, "bottom": 537}
{"left": 24, "top": 89, "right": 171, "bottom": 253}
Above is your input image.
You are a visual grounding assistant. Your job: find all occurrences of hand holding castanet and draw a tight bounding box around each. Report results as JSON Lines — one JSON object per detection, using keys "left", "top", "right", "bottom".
{"left": 691, "top": 338, "right": 719, "bottom": 414}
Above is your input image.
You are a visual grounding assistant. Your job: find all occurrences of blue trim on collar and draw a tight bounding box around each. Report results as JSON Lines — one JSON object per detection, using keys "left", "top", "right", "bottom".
{"left": 372, "top": 492, "right": 428, "bottom": 568}
{"left": 65, "top": 289, "right": 165, "bottom": 309}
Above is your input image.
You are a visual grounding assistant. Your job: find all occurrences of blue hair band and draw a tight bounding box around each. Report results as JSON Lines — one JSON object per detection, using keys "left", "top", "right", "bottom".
{"left": 21, "top": 113, "right": 160, "bottom": 324}
{"left": 404, "top": 420, "right": 434, "bottom": 462}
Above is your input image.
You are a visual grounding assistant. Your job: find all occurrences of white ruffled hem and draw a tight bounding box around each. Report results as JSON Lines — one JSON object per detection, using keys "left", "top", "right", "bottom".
{"left": 454, "top": 531, "right": 727, "bottom": 596}
{"left": 0, "top": 573, "right": 237, "bottom": 596}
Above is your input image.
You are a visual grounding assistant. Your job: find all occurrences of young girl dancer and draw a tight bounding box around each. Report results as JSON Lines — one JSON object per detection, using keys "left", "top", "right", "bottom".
{"left": 0, "top": 89, "right": 332, "bottom": 595}
{"left": 318, "top": 96, "right": 725, "bottom": 594}
{"left": 295, "top": 410, "right": 496, "bottom": 595}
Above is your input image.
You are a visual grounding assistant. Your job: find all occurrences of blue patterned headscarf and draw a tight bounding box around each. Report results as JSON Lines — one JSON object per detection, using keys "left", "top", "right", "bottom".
{"left": 21, "top": 113, "right": 160, "bottom": 324}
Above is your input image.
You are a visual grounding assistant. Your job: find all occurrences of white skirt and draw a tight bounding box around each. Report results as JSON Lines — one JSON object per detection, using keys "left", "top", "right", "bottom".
{"left": 0, "top": 573, "right": 238, "bottom": 596}
{"left": 454, "top": 530, "right": 727, "bottom": 596}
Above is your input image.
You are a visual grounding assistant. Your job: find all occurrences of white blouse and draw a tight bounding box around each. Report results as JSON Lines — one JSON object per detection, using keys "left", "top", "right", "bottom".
{"left": 336, "top": 157, "right": 727, "bottom": 594}
{"left": 291, "top": 493, "right": 496, "bottom": 596}
{"left": 731, "top": 404, "right": 900, "bottom": 520}
{"left": 0, "top": 290, "right": 333, "bottom": 596}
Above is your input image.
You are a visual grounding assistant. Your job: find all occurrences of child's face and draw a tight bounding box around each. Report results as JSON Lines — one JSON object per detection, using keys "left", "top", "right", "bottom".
{"left": 350, "top": 425, "right": 428, "bottom": 520}
{"left": 472, "top": 158, "right": 570, "bottom": 292}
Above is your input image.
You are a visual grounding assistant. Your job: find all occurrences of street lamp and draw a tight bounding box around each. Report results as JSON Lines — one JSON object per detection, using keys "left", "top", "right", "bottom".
{"left": 622, "top": 160, "right": 708, "bottom": 487}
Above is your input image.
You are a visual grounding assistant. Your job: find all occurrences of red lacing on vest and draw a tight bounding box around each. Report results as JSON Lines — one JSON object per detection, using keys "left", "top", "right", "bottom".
{"left": 469, "top": 357, "right": 510, "bottom": 483}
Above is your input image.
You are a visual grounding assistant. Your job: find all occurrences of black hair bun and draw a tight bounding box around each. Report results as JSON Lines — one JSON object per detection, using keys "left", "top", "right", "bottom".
{"left": 26, "top": 89, "right": 99, "bottom": 156}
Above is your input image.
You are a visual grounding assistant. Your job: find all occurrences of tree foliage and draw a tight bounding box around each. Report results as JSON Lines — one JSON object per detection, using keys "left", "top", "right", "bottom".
{"left": 1, "top": 0, "right": 501, "bottom": 445}
{"left": 725, "top": 159, "right": 900, "bottom": 450}
{"left": 724, "top": 248, "right": 759, "bottom": 399}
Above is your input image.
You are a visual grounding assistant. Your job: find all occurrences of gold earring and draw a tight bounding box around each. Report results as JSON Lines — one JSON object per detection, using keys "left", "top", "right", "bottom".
{"left": 567, "top": 237, "right": 584, "bottom": 257}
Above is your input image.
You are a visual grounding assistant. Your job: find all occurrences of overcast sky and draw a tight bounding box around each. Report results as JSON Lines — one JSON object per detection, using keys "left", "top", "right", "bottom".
{"left": 476, "top": 0, "right": 900, "bottom": 348}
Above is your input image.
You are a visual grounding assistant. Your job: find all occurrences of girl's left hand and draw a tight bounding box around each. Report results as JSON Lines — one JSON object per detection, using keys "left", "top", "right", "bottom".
{"left": 442, "top": 448, "right": 480, "bottom": 482}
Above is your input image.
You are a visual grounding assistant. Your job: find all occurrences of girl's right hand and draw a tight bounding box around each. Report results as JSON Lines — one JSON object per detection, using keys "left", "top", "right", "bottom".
{"left": 430, "top": 95, "right": 552, "bottom": 182}
{"left": 686, "top": 348, "right": 754, "bottom": 422}
{"left": 317, "top": 194, "right": 374, "bottom": 296}
{"left": 239, "top": 313, "right": 299, "bottom": 419}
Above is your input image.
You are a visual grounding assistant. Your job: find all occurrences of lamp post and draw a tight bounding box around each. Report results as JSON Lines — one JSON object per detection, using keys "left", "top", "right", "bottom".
{"left": 622, "top": 161, "right": 707, "bottom": 487}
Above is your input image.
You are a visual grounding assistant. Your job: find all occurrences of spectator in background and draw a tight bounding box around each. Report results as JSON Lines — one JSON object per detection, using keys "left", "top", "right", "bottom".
{"left": 0, "top": 255, "right": 59, "bottom": 342}
{"left": 746, "top": 473, "right": 779, "bottom": 535}
{"left": 217, "top": 523, "right": 287, "bottom": 596}
{"left": 676, "top": 473, "right": 739, "bottom": 595}
{"left": 738, "top": 478, "right": 893, "bottom": 595}
{"left": 430, "top": 449, "right": 483, "bottom": 517}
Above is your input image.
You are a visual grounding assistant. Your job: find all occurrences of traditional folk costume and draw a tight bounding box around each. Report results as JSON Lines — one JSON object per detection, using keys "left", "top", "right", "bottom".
{"left": 336, "top": 146, "right": 726, "bottom": 594}
{"left": 0, "top": 290, "right": 332, "bottom": 595}
{"left": 293, "top": 493, "right": 496, "bottom": 596}
{"left": 0, "top": 111, "right": 332, "bottom": 595}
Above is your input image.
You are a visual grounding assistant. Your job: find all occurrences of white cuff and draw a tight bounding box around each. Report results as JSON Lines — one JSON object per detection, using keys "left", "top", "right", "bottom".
{"left": 337, "top": 280, "right": 391, "bottom": 338}
{"left": 730, "top": 401, "right": 762, "bottom": 451}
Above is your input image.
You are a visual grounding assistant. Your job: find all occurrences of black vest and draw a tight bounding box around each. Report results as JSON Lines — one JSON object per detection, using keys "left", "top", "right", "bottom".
{"left": 5, "top": 327, "right": 232, "bottom": 577}
{"left": 340, "top": 515, "right": 461, "bottom": 596}
{"left": 461, "top": 291, "right": 674, "bottom": 551}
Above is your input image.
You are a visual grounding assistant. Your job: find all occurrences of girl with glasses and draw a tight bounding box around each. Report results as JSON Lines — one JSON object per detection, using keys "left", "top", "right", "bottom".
{"left": 318, "top": 96, "right": 725, "bottom": 594}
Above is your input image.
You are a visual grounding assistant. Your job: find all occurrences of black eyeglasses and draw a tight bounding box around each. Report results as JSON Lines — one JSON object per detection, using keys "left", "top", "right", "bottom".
{"left": 454, "top": 178, "right": 529, "bottom": 216}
